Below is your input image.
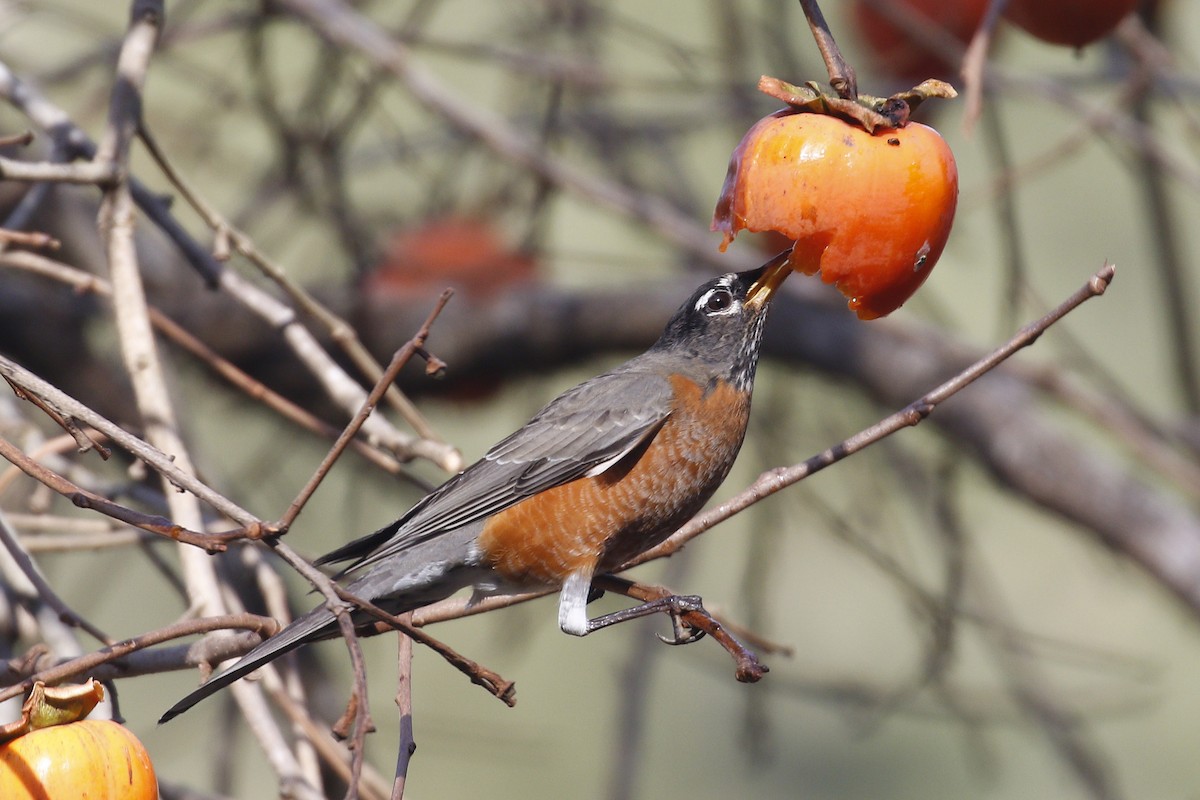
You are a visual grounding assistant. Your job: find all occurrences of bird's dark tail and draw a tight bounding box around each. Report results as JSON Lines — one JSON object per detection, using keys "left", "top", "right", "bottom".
{"left": 160, "top": 526, "right": 486, "bottom": 723}
{"left": 158, "top": 603, "right": 336, "bottom": 724}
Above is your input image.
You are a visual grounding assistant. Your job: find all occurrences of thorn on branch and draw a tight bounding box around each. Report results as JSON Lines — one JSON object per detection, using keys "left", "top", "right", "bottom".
{"left": 415, "top": 346, "right": 448, "bottom": 379}
{"left": 333, "top": 692, "right": 374, "bottom": 741}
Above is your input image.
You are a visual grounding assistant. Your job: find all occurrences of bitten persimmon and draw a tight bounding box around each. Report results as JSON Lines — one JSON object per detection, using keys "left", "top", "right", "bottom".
{"left": 1004, "top": 0, "right": 1137, "bottom": 47}
{"left": 713, "top": 109, "right": 958, "bottom": 319}
{"left": 0, "top": 719, "right": 158, "bottom": 800}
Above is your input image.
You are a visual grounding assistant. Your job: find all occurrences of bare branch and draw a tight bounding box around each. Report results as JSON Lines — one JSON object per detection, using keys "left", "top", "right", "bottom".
{"left": 136, "top": 125, "right": 462, "bottom": 473}
{"left": 0, "top": 613, "right": 278, "bottom": 702}
{"left": 0, "top": 249, "right": 413, "bottom": 480}
{"left": 0, "top": 395, "right": 241, "bottom": 554}
{"left": 0, "top": 155, "right": 117, "bottom": 185}
{"left": 0, "top": 355, "right": 256, "bottom": 531}
{"left": 278, "top": 290, "right": 453, "bottom": 532}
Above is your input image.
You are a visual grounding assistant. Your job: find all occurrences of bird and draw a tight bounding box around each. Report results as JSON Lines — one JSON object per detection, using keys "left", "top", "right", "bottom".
{"left": 161, "top": 254, "right": 790, "bottom": 723}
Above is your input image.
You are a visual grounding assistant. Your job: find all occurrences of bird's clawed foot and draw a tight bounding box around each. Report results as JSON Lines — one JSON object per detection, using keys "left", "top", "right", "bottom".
{"left": 584, "top": 593, "right": 708, "bottom": 645}
{"left": 655, "top": 595, "right": 707, "bottom": 645}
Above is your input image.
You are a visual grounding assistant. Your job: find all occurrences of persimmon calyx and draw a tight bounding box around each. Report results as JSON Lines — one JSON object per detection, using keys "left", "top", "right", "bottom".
{"left": 757, "top": 75, "right": 958, "bottom": 132}
{"left": 0, "top": 680, "right": 106, "bottom": 742}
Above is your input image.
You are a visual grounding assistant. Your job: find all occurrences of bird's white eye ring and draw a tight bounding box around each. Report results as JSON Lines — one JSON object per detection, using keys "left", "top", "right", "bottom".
{"left": 697, "top": 287, "right": 735, "bottom": 315}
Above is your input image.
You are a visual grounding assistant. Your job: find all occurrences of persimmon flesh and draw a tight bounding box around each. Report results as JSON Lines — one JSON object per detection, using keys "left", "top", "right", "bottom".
{"left": 713, "top": 109, "right": 958, "bottom": 319}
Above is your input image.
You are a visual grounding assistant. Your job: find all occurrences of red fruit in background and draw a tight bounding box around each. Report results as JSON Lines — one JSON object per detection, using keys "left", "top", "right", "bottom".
{"left": 1004, "top": 0, "right": 1137, "bottom": 47}
{"left": 713, "top": 110, "right": 958, "bottom": 320}
{"left": 853, "top": 0, "right": 990, "bottom": 81}
{"left": 361, "top": 216, "right": 539, "bottom": 401}
{"left": 365, "top": 216, "right": 537, "bottom": 301}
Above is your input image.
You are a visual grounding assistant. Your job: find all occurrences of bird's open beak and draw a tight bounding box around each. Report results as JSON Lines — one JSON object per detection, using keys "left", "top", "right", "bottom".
{"left": 745, "top": 249, "right": 793, "bottom": 309}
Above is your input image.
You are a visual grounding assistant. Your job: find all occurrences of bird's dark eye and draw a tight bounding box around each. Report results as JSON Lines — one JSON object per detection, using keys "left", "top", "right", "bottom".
{"left": 704, "top": 289, "right": 733, "bottom": 313}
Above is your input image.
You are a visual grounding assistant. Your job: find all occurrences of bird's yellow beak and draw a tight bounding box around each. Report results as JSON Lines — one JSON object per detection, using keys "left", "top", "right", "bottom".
{"left": 745, "top": 249, "right": 793, "bottom": 309}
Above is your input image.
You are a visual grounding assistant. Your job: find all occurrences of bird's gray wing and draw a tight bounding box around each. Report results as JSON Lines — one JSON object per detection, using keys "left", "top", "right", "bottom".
{"left": 319, "top": 368, "right": 674, "bottom": 575}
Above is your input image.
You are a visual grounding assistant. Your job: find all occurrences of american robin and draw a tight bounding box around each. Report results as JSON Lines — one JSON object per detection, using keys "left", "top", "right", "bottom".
{"left": 161, "top": 254, "right": 790, "bottom": 723}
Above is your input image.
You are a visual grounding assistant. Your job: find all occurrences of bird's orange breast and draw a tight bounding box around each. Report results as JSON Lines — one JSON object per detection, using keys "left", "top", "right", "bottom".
{"left": 476, "top": 375, "right": 751, "bottom": 587}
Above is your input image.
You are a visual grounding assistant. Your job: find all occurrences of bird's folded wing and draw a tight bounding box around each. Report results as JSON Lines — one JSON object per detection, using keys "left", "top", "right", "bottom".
{"left": 321, "top": 369, "right": 674, "bottom": 575}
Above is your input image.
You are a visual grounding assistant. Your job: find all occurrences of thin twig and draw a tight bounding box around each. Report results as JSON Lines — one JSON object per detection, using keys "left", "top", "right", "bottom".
{"left": 391, "top": 615, "right": 415, "bottom": 800}
{"left": 342, "top": 586, "right": 516, "bottom": 706}
{"left": 278, "top": 290, "right": 453, "bottom": 532}
{"left": 0, "top": 155, "right": 117, "bottom": 184}
{"left": 135, "top": 124, "right": 460, "bottom": 471}
{"left": 960, "top": 0, "right": 1008, "bottom": 132}
{"left": 2, "top": 375, "right": 109, "bottom": 458}
{"left": 0, "top": 250, "right": 416, "bottom": 482}
{"left": 0, "top": 431, "right": 243, "bottom": 551}
{"left": 0, "top": 130, "right": 33, "bottom": 147}
{"left": 0, "top": 613, "right": 277, "bottom": 702}
{"left": 0, "top": 228, "right": 60, "bottom": 250}
{"left": 0, "top": 353, "right": 257, "bottom": 526}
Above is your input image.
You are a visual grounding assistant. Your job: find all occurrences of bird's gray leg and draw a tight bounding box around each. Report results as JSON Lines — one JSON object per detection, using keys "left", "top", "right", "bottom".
{"left": 584, "top": 595, "right": 707, "bottom": 644}
{"left": 557, "top": 571, "right": 707, "bottom": 643}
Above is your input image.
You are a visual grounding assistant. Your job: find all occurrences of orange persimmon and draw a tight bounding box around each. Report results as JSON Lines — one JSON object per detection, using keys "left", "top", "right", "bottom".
{"left": 0, "top": 719, "right": 158, "bottom": 800}
{"left": 713, "top": 109, "right": 958, "bottom": 319}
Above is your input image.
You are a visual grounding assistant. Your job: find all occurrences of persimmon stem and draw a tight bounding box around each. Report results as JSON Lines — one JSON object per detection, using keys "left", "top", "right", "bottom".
{"left": 797, "top": 0, "right": 858, "bottom": 100}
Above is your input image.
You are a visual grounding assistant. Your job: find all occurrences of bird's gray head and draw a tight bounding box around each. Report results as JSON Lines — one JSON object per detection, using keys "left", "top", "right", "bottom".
{"left": 651, "top": 254, "right": 790, "bottom": 391}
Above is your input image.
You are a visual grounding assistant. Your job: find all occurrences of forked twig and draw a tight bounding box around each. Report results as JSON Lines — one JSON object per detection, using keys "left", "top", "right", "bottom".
{"left": 2, "top": 375, "right": 110, "bottom": 458}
